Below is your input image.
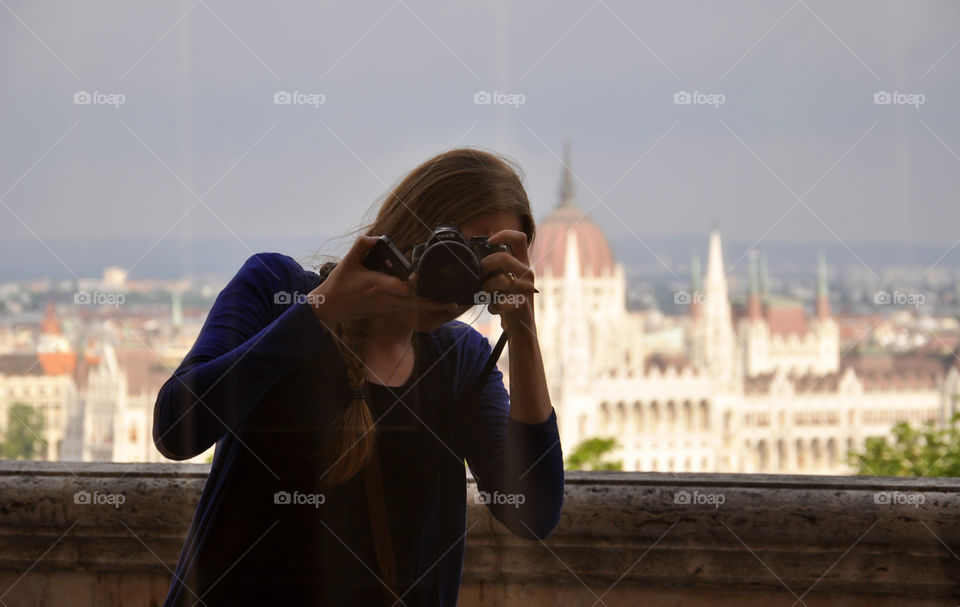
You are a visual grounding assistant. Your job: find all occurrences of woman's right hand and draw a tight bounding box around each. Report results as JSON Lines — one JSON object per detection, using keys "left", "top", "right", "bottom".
{"left": 307, "top": 235, "right": 455, "bottom": 327}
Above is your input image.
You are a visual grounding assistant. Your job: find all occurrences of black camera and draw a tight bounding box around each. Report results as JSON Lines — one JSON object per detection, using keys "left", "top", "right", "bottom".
{"left": 361, "top": 224, "right": 510, "bottom": 305}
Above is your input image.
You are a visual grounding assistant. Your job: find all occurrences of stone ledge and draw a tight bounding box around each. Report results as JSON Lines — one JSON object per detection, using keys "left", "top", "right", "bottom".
{"left": 1, "top": 463, "right": 958, "bottom": 605}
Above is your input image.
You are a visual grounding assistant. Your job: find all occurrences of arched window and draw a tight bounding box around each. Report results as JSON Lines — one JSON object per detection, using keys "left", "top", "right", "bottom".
{"left": 757, "top": 440, "right": 769, "bottom": 471}
{"left": 682, "top": 400, "right": 693, "bottom": 431}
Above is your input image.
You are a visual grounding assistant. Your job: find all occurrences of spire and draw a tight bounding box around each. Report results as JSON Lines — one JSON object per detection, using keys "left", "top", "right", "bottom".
{"left": 759, "top": 251, "right": 769, "bottom": 302}
{"left": 41, "top": 300, "right": 60, "bottom": 335}
{"left": 557, "top": 136, "right": 576, "bottom": 210}
{"left": 691, "top": 249, "right": 701, "bottom": 293}
{"left": 816, "top": 249, "right": 830, "bottom": 320}
{"left": 748, "top": 250, "right": 762, "bottom": 321}
{"left": 690, "top": 249, "right": 702, "bottom": 319}
{"left": 705, "top": 227, "right": 727, "bottom": 296}
{"left": 171, "top": 290, "right": 183, "bottom": 329}
{"left": 817, "top": 250, "right": 828, "bottom": 296}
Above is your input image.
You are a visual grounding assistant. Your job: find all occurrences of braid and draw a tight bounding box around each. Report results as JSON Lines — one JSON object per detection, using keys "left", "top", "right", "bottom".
{"left": 321, "top": 318, "right": 377, "bottom": 487}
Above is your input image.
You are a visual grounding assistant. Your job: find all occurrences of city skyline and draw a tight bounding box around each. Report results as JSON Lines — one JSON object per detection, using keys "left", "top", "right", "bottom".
{"left": 2, "top": 1, "right": 959, "bottom": 290}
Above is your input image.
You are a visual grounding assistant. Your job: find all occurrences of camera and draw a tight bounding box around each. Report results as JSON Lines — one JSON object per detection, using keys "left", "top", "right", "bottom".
{"left": 362, "top": 224, "right": 510, "bottom": 305}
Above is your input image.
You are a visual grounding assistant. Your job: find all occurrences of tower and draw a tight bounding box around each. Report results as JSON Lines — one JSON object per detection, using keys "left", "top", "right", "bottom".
{"left": 740, "top": 250, "right": 771, "bottom": 377}
{"left": 811, "top": 250, "right": 839, "bottom": 374}
{"left": 693, "top": 228, "right": 738, "bottom": 385}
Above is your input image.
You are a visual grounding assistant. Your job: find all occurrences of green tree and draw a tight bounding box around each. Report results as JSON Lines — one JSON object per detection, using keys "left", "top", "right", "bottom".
{"left": 848, "top": 411, "right": 960, "bottom": 477}
{"left": 565, "top": 437, "right": 623, "bottom": 471}
{"left": 1, "top": 402, "right": 46, "bottom": 460}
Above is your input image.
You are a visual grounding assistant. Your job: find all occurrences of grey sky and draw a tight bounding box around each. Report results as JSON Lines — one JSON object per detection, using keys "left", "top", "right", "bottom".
{"left": 1, "top": 0, "right": 958, "bottom": 280}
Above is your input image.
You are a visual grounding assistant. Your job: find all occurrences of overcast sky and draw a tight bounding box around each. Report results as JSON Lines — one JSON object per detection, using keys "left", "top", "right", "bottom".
{"left": 1, "top": 0, "right": 958, "bottom": 280}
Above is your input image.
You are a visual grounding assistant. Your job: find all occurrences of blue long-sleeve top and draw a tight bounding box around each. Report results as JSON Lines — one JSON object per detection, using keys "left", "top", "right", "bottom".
{"left": 154, "top": 252, "right": 564, "bottom": 606}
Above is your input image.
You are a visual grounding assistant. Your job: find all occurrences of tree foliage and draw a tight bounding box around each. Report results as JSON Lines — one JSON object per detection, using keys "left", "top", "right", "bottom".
{"left": 565, "top": 437, "right": 623, "bottom": 471}
{"left": 1, "top": 402, "right": 46, "bottom": 460}
{"left": 848, "top": 412, "right": 960, "bottom": 477}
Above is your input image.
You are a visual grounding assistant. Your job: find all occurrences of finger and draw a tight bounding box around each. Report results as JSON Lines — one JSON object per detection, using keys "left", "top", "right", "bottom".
{"left": 487, "top": 230, "right": 530, "bottom": 262}
{"left": 342, "top": 235, "right": 381, "bottom": 266}
{"left": 480, "top": 251, "right": 533, "bottom": 280}
{"left": 487, "top": 294, "right": 529, "bottom": 316}
{"left": 479, "top": 257, "right": 535, "bottom": 292}
{"left": 369, "top": 273, "right": 412, "bottom": 298}
{"left": 481, "top": 275, "right": 537, "bottom": 295}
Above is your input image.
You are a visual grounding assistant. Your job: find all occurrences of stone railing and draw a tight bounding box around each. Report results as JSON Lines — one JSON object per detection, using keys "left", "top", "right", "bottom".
{"left": 0, "top": 462, "right": 958, "bottom": 606}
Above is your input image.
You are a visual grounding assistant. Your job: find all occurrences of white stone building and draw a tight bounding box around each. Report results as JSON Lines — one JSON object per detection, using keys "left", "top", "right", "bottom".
{"left": 529, "top": 147, "right": 954, "bottom": 475}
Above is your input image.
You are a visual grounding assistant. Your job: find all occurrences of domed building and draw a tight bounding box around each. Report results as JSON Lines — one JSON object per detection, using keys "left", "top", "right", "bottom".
{"left": 521, "top": 142, "right": 950, "bottom": 475}
{"left": 531, "top": 142, "right": 650, "bottom": 456}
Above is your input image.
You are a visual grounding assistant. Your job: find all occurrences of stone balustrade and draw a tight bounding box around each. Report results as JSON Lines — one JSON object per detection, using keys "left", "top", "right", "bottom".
{"left": 0, "top": 462, "right": 957, "bottom": 605}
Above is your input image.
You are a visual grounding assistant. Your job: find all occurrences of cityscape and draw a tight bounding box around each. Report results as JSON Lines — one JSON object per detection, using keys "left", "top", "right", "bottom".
{"left": 2, "top": 150, "right": 958, "bottom": 475}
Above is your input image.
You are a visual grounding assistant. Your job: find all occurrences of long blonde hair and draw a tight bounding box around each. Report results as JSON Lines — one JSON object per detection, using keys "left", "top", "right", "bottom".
{"left": 317, "top": 147, "right": 535, "bottom": 486}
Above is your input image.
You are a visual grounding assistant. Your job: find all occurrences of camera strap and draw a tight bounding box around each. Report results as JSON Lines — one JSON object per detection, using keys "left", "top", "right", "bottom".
{"left": 362, "top": 330, "right": 508, "bottom": 601}
{"left": 477, "top": 331, "right": 509, "bottom": 389}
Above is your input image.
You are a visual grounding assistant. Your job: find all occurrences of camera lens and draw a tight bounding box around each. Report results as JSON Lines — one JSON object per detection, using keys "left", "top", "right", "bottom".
{"left": 416, "top": 240, "right": 480, "bottom": 303}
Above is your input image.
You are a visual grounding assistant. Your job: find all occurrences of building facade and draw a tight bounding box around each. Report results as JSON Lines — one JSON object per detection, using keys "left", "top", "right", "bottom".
{"left": 530, "top": 146, "right": 954, "bottom": 474}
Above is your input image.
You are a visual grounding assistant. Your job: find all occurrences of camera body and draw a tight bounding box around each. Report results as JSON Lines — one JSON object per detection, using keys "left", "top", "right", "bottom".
{"left": 362, "top": 224, "right": 510, "bottom": 305}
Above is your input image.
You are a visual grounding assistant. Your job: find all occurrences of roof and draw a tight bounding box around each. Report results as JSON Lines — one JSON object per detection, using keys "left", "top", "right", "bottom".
{"left": 0, "top": 354, "right": 44, "bottom": 376}
{"left": 115, "top": 348, "right": 175, "bottom": 397}
{"left": 532, "top": 204, "right": 616, "bottom": 278}
{"left": 766, "top": 305, "right": 807, "bottom": 337}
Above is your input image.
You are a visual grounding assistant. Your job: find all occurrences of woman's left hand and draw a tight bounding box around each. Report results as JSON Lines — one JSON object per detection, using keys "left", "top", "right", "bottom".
{"left": 479, "top": 230, "right": 537, "bottom": 335}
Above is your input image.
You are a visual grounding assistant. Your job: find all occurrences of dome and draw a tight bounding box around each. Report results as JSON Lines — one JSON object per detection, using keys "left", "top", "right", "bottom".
{"left": 532, "top": 204, "right": 616, "bottom": 278}
{"left": 530, "top": 142, "right": 617, "bottom": 278}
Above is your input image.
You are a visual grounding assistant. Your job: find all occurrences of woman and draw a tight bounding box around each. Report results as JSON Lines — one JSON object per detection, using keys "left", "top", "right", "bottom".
{"left": 154, "top": 148, "right": 564, "bottom": 606}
